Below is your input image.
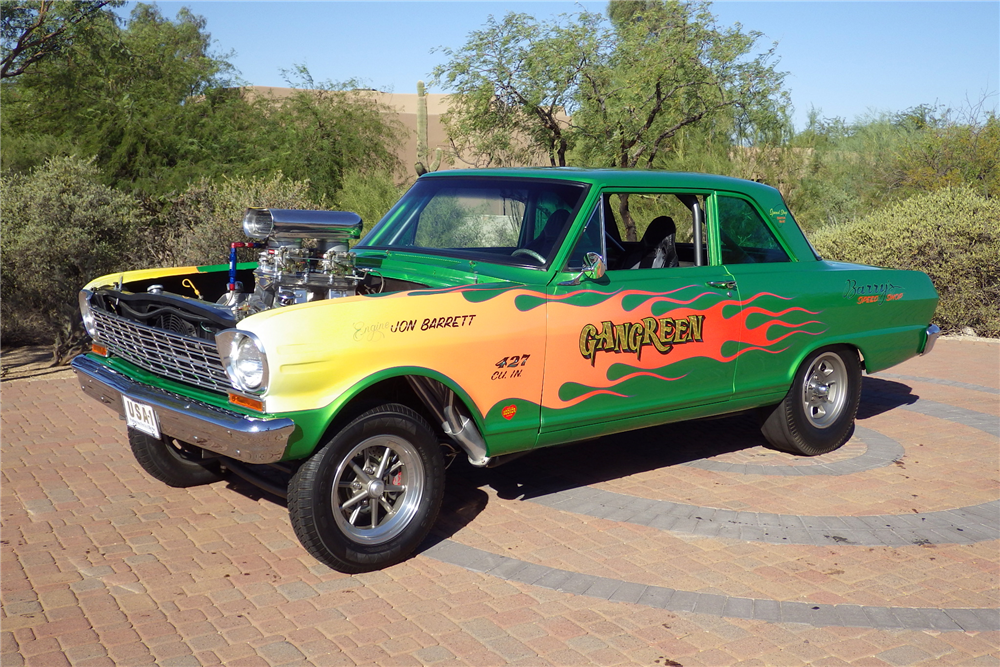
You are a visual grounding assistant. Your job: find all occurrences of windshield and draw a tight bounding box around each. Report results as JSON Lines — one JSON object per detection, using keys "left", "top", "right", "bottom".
{"left": 358, "top": 177, "right": 589, "bottom": 267}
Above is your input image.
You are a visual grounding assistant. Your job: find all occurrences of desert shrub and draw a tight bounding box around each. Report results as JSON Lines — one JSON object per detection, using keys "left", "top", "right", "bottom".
{"left": 0, "top": 156, "right": 146, "bottom": 360}
{"left": 148, "top": 173, "right": 318, "bottom": 267}
{"left": 810, "top": 187, "right": 1000, "bottom": 337}
{"left": 334, "top": 169, "right": 408, "bottom": 238}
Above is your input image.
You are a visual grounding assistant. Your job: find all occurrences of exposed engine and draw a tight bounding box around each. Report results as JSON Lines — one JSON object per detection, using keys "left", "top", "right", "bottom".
{"left": 220, "top": 208, "right": 365, "bottom": 321}
{"left": 83, "top": 208, "right": 406, "bottom": 355}
{"left": 79, "top": 209, "right": 377, "bottom": 394}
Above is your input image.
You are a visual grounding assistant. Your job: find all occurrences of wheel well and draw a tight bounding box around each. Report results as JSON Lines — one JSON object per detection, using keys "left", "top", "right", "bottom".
{"left": 313, "top": 375, "right": 474, "bottom": 457}
{"left": 800, "top": 342, "right": 864, "bottom": 374}
{"left": 828, "top": 343, "right": 864, "bottom": 371}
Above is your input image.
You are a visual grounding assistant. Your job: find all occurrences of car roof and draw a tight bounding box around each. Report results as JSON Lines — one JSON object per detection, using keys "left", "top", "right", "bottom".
{"left": 421, "top": 167, "right": 782, "bottom": 198}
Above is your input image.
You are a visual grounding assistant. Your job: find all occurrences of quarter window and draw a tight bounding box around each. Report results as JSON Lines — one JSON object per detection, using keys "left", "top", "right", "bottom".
{"left": 716, "top": 196, "right": 789, "bottom": 264}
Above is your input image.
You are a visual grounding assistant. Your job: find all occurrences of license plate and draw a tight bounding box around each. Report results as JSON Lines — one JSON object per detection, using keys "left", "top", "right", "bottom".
{"left": 123, "top": 395, "right": 160, "bottom": 440}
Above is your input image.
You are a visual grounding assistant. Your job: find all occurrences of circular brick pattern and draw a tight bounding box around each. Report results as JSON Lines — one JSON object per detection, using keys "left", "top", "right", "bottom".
{"left": 3, "top": 341, "right": 998, "bottom": 666}
{"left": 423, "top": 370, "right": 1000, "bottom": 631}
{"left": 682, "top": 426, "right": 905, "bottom": 476}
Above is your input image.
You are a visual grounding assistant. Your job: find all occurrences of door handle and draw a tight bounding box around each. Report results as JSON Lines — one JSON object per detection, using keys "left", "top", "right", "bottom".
{"left": 706, "top": 280, "right": 737, "bottom": 290}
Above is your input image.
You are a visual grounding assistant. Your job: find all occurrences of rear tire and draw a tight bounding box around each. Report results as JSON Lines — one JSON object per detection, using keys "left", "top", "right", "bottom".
{"left": 287, "top": 403, "right": 445, "bottom": 573}
{"left": 760, "top": 346, "right": 861, "bottom": 456}
{"left": 128, "top": 428, "right": 223, "bottom": 487}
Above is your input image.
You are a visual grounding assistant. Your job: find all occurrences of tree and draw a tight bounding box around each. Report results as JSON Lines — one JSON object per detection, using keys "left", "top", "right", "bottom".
{"left": 785, "top": 100, "right": 999, "bottom": 230}
{"left": 1, "top": 0, "right": 122, "bottom": 79}
{"left": 433, "top": 0, "right": 789, "bottom": 239}
{"left": 2, "top": 11, "right": 405, "bottom": 202}
{"left": 1, "top": 3, "right": 247, "bottom": 193}
{"left": 574, "top": 1, "right": 788, "bottom": 238}
{"left": 244, "top": 66, "right": 405, "bottom": 203}
{"left": 574, "top": 1, "right": 786, "bottom": 170}
{"left": 432, "top": 13, "right": 592, "bottom": 167}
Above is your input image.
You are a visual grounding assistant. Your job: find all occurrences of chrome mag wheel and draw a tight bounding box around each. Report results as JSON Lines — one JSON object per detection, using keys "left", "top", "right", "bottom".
{"left": 801, "top": 351, "right": 849, "bottom": 429}
{"left": 331, "top": 435, "right": 425, "bottom": 544}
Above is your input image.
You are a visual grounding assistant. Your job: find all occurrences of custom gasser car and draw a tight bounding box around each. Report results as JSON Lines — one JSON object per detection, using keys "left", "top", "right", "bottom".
{"left": 73, "top": 169, "right": 940, "bottom": 572}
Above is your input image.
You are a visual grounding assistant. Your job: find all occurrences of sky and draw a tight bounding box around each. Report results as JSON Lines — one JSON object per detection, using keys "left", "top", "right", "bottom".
{"left": 132, "top": 1, "right": 999, "bottom": 132}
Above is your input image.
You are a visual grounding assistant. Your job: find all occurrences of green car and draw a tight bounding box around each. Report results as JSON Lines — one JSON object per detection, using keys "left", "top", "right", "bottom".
{"left": 73, "top": 169, "right": 939, "bottom": 572}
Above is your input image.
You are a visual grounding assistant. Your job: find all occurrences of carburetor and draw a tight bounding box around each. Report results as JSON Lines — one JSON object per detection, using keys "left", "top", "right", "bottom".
{"left": 221, "top": 208, "right": 365, "bottom": 318}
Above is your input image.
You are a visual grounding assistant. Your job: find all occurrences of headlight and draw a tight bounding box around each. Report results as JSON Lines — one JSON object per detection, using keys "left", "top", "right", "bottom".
{"left": 79, "top": 290, "right": 98, "bottom": 339}
{"left": 217, "top": 330, "right": 270, "bottom": 394}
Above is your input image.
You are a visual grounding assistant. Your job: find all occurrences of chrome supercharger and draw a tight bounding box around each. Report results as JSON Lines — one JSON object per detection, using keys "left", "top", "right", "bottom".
{"left": 220, "top": 208, "right": 365, "bottom": 319}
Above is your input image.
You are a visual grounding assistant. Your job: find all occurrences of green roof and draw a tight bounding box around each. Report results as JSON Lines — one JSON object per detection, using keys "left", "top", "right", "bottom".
{"left": 422, "top": 167, "right": 781, "bottom": 197}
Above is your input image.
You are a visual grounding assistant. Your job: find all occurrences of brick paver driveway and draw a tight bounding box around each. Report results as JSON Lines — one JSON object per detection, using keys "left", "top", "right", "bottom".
{"left": 2, "top": 339, "right": 998, "bottom": 666}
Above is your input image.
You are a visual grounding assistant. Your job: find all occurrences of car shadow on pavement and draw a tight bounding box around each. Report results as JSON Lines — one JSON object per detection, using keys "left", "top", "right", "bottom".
{"left": 221, "top": 464, "right": 290, "bottom": 507}
{"left": 467, "top": 377, "right": 923, "bottom": 503}
{"left": 216, "top": 458, "right": 494, "bottom": 559}
{"left": 465, "top": 410, "right": 774, "bottom": 502}
{"left": 214, "top": 376, "right": 923, "bottom": 560}
{"left": 421, "top": 475, "right": 492, "bottom": 552}
{"left": 858, "top": 375, "right": 920, "bottom": 419}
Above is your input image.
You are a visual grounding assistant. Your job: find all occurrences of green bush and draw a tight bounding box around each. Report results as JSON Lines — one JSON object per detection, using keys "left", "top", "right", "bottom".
{"left": 810, "top": 187, "right": 1000, "bottom": 337}
{"left": 148, "top": 173, "right": 318, "bottom": 267}
{"left": 334, "top": 169, "right": 407, "bottom": 238}
{"left": 0, "top": 156, "right": 146, "bottom": 359}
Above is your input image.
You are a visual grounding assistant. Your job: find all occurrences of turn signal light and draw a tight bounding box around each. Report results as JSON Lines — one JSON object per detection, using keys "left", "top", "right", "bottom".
{"left": 91, "top": 343, "right": 109, "bottom": 357}
{"left": 229, "top": 392, "right": 264, "bottom": 412}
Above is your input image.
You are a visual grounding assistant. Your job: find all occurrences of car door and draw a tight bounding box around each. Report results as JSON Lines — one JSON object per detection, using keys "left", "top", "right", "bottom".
{"left": 538, "top": 191, "right": 742, "bottom": 441}
{"left": 710, "top": 192, "right": 829, "bottom": 399}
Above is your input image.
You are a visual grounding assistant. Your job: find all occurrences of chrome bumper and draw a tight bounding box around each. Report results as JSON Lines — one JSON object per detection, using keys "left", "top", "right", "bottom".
{"left": 72, "top": 355, "right": 295, "bottom": 463}
{"left": 920, "top": 324, "right": 941, "bottom": 356}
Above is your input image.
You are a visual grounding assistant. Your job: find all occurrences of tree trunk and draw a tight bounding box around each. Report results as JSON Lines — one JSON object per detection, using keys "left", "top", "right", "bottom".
{"left": 618, "top": 194, "right": 636, "bottom": 242}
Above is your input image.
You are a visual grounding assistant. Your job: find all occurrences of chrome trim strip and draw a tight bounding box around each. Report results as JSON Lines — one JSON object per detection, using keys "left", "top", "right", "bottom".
{"left": 72, "top": 355, "right": 294, "bottom": 464}
{"left": 921, "top": 324, "right": 941, "bottom": 356}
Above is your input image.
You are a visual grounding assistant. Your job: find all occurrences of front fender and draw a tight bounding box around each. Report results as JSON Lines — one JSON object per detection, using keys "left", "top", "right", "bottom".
{"left": 279, "top": 366, "right": 489, "bottom": 461}
{"left": 242, "top": 284, "right": 548, "bottom": 460}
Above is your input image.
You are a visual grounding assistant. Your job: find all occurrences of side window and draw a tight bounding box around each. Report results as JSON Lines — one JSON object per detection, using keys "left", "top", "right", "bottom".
{"left": 716, "top": 196, "right": 789, "bottom": 264}
{"left": 604, "top": 192, "right": 706, "bottom": 271}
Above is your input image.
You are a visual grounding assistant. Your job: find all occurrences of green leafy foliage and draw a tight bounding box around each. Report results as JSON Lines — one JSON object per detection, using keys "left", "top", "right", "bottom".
{"left": 787, "top": 105, "right": 999, "bottom": 230}
{"left": 0, "top": 156, "right": 146, "bottom": 358}
{"left": 244, "top": 67, "right": 406, "bottom": 204}
{"left": 810, "top": 187, "right": 1000, "bottom": 337}
{"left": 1, "top": 10, "right": 404, "bottom": 204}
{"left": 433, "top": 0, "right": 789, "bottom": 239}
{"left": 1, "top": 3, "right": 245, "bottom": 193}
{"left": 335, "top": 169, "right": 406, "bottom": 238}
{"left": 432, "top": 12, "right": 584, "bottom": 167}
{"left": 895, "top": 113, "right": 1000, "bottom": 199}
{"left": 573, "top": 1, "right": 788, "bottom": 172}
{"left": 1, "top": 0, "right": 123, "bottom": 79}
{"left": 144, "top": 173, "right": 317, "bottom": 268}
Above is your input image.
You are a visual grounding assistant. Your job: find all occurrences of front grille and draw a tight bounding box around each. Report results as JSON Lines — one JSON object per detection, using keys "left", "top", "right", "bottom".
{"left": 92, "top": 308, "right": 232, "bottom": 393}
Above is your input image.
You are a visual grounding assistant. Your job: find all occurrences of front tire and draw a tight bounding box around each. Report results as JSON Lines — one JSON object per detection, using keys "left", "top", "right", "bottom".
{"left": 287, "top": 404, "right": 445, "bottom": 573}
{"left": 760, "top": 346, "right": 861, "bottom": 456}
{"left": 128, "top": 428, "right": 223, "bottom": 487}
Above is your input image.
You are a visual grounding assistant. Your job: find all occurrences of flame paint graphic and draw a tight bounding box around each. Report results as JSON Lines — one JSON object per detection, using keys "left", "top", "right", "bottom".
{"left": 311, "top": 281, "right": 824, "bottom": 422}
{"left": 538, "top": 284, "right": 826, "bottom": 411}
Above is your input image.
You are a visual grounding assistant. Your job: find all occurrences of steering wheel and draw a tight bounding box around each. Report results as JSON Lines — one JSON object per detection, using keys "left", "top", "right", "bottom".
{"left": 512, "top": 248, "right": 546, "bottom": 264}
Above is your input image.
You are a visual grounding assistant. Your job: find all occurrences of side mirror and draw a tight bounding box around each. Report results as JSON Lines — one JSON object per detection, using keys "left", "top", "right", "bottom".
{"left": 559, "top": 252, "right": 607, "bottom": 286}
